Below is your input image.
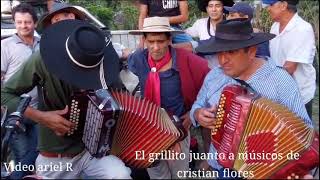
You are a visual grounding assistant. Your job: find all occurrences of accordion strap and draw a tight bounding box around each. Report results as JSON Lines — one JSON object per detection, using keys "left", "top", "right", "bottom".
{"left": 233, "top": 78, "right": 256, "bottom": 94}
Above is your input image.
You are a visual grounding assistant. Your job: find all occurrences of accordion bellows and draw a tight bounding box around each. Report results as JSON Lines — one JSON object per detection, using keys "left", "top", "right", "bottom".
{"left": 110, "top": 90, "right": 182, "bottom": 168}
{"left": 66, "top": 89, "right": 185, "bottom": 169}
{"left": 212, "top": 84, "right": 319, "bottom": 179}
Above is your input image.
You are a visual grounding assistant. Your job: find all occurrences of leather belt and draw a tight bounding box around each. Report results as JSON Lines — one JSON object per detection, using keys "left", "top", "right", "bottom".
{"left": 40, "top": 151, "right": 79, "bottom": 158}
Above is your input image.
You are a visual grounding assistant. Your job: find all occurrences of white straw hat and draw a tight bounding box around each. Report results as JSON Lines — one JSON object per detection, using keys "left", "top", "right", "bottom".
{"left": 129, "top": 16, "right": 183, "bottom": 35}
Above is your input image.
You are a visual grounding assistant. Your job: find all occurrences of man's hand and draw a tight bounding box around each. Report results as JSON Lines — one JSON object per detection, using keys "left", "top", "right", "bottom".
{"left": 40, "top": 106, "right": 75, "bottom": 136}
{"left": 194, "top": 105, "right": 217, "bottom": 129}
{"left": 180, "top": 111, "right": 192, "bottom": 131}
{"left": 121, "top": 48, "right": 132, "bottom": 60}
{"left": 283, "top": 61, "right": 298, "bottom": 75}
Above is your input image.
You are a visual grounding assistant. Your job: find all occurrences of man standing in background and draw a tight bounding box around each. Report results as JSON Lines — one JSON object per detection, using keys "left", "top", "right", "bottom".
{"left": 138, "top": 0, "right": 193, "bottom": 48}
{"left": 263, "top": 0, "right": 316, "bottom": 119}
{"left": 1, "top": 3, "right": 39, "bottom": 179}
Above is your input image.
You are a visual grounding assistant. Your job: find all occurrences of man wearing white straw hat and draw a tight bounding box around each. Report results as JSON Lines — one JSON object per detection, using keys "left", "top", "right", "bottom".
{"left": 128, "top": 16, "right": 210, "bottom": 179}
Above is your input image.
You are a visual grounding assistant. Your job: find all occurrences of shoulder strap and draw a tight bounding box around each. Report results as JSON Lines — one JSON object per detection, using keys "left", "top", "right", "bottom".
{"left": 233, "top": 78, "right": 257, "bottom": 94}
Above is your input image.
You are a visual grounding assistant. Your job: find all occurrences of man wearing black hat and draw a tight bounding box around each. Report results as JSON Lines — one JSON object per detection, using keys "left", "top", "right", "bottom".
{"left": 184, "top": 0, "right": 234, "bottom": 68}
{"left": 177, "top": 1, "right": 234, "bottom": 165}
{"left": 189, "top": 18, "right": 313, "bottom": 178}
{"left": 1, "top": 20, "right": 131, "bottom": 178}
{"left": 262, "top": 0, "right": 316, "bottom": 121}
{"left": 224, "top": 2, "right": 270, "bottom": 57}
{"left": 186, "top": 0, "right": 234, "bottom": 41}
{"left": 37, "top": 1, "right": 132, "bottom": 61}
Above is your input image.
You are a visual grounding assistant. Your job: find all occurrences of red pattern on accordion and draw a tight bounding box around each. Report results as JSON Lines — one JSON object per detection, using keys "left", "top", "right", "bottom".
{"left": 245, "top": 132, "right": 276, "bottom": 165}
{"left": 212, "top": 84, "right": 319, "bottom": 179}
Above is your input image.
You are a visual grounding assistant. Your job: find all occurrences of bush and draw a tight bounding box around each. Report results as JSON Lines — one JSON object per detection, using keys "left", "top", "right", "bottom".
{"left": 86, "top": 5, "right": 113, "bottom": 28}
{"left": 112, "top": 2, "right": 139, "bottom": 30}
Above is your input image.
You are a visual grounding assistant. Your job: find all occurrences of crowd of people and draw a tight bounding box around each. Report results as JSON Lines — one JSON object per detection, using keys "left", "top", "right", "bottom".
{"left": 1, "top": 0, "right": 318, "bottom": 179}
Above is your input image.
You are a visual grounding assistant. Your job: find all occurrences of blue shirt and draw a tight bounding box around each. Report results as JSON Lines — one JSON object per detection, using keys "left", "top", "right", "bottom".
{"left": 190, "top": 57, "right": 313, "bottom": 169}
{"left": 128, "top": 48, "right": 185, "bottom": 117}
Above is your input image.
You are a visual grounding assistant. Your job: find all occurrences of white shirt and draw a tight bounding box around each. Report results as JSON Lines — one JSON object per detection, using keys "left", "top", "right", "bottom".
{"left": 1, "top": 34, "right": 40, "bottom": 107}
{"left": 1, "top": 34, "right": 40, "bottom": 82}
{"left": 269, "top": 13, "right": 316, "bottom": 104}
{"left": 185, "top": 17, "right": 214, "bottom": 40}
{"left": 185, "top": 17, "right": 219, "bottom": 68}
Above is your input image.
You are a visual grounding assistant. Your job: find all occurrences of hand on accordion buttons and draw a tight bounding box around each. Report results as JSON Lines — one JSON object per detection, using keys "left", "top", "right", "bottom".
{"left": 41, "top": 105, "right": 75, "bottom": 136}
{"left": 194, "top": 105, "right": 217, "bottom": 129}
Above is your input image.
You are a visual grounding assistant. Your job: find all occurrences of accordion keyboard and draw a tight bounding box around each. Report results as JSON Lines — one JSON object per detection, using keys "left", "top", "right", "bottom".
{"left": 67, "top": 99, "right": 81, "bottom": 136}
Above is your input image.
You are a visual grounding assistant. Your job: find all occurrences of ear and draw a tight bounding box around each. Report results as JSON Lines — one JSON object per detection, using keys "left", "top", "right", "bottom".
{"left": 280, "top": 1, "right": 288, "bottom": 11}
{"left": 248, "top": 46, "right": 257, "bottom": 59}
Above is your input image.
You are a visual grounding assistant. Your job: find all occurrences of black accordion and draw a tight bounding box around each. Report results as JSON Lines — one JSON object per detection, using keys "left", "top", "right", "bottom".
{"left": 65, "top": 89, "right": 186, "bottom": 168}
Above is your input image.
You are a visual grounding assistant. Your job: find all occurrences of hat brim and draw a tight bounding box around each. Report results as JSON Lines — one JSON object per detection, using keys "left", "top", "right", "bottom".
{"left": 129, "top": 29, "right": 184, "bottom": 35}
{"left": 37, "top": 6, "right": 86, "bottom": 33}
{"left": 224, "top": 6, "right": 236, "bottom": 13}
{"left": 40, "top": 20, "right": 119, "bottom": 90}
{"left": 196, "top": 33, "right": 275, "bottom": 53}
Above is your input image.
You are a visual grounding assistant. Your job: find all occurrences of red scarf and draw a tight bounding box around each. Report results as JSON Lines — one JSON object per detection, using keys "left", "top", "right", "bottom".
{"left": 144, "top": 50, "right": 171, "bottom": 106}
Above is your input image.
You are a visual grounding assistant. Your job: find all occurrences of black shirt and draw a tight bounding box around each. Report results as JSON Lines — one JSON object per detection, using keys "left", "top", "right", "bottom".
{"left": 140, "top": 0, "right": 186, "bottom": 17}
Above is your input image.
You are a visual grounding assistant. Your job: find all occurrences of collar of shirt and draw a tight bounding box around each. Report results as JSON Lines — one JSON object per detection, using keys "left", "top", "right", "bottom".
{"left": 244, "top": 57, "right": 276, "bottom": 84}
{"left": 12, "top": 33, "right": 40, "bottom": 47}
{"left": 143, "top": 46, "right": 180, "bottom": 72}
{"left": 279, "top": 13, "right": 300, "bottom": 34}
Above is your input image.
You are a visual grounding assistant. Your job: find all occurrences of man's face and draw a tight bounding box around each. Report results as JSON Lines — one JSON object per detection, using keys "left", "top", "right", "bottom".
{"left": 227, "top": 12, "right": 249, "bottom": 20}
{"left": 206, "top": 0, "right": 224, "bottom": 21}
{"left": 144, "top": 33, "right": 171, "bottom": 61}
{"left": 266, "top": 1, "right": 285, "bottom": 21}
{"left": 14, "top": 12, "right": 35, "bottom": 38}
{"left": 217, "top": 47, "right": 255, "bottom": 79}
{"left": 51, "top": 12, "right": 75, "bottom": 24}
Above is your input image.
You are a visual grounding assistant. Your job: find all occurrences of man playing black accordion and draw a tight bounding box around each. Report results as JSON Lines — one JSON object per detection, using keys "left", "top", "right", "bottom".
{"left": 1, "top": 19, "right": 131, "bottom": 178}
{"left": 190, "top": 18, "right": 318, "bottom": 179}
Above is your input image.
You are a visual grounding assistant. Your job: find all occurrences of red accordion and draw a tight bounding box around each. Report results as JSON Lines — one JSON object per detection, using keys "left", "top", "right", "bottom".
{"left": 65, "top": 89, "right": 186, "bottom": 168}
{"left": 212, "top": 84, "right": 319, "bottom": 179}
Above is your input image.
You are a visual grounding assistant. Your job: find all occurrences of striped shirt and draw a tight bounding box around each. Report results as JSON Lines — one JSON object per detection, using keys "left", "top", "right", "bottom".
{"left": 190, "top": 57, "right": 313, "bottom": 169}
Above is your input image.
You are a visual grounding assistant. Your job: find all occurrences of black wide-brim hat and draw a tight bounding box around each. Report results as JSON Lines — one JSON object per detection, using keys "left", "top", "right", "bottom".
{"left": 40, "top": 19, "right": 119, "bottom": 90}
{"left": 37, "top": 2, "right": 86, "bottom": 33}
{"left": 196, "top": 18, "right": 275, "bottom": 54}
{"left": 197, "top": 0, "right": 235, "bottom": 12}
